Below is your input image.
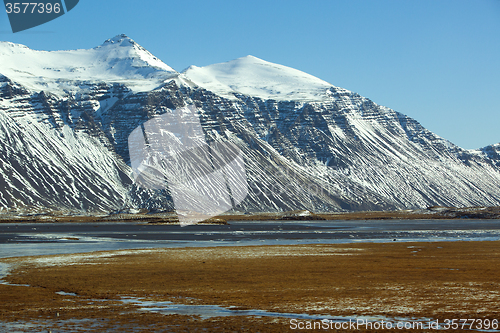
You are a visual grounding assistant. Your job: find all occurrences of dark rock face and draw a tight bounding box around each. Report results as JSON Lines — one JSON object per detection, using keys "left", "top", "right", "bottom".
{"left": 1, "top": 72, "right": 500, "bottom": 213}
{"left": 480, "top": 144, "right": 500, "bottom": 167}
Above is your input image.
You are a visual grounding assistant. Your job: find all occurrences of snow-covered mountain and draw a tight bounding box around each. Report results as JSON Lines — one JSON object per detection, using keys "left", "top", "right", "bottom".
{"left": 182, "top": 55, "right": 333, "bottom": 102}
{"left": 0, "top": 34, "right": 177, "bottom": 96}
{"left": 0, "top": 34, "right": 499, "bottom": 213}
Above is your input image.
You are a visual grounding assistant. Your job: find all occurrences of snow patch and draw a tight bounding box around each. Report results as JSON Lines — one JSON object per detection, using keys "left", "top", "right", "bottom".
{"left": 182, "top": 55, "right": 336, "bottom": 101}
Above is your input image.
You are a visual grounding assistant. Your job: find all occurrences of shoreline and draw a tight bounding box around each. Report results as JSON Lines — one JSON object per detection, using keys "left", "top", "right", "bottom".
{"left": 0, "top": 206, "right": 499, "bottom": 224}
{"left": 1, "top": 240, "right": 499, "bottom": 332}
{"left": 1, "top": 219, "right": 500, "bottom": 261}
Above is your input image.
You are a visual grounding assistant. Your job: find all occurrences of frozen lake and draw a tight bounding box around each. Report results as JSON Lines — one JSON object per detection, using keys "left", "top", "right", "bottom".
{"left": 1, "top": 219, "right": 500, "bottom": 259}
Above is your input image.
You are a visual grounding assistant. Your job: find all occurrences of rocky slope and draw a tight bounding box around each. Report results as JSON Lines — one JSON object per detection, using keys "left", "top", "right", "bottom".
{"left": 0, "top": 35, "right": 499, "bottom": 214}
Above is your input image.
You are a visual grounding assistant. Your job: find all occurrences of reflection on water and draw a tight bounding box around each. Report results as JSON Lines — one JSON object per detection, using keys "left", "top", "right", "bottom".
{"left": 119, "top": 297, "right": 500, "bottom": 332}
{"left": 121, "top": 296, "right": 387, "bottom": 321}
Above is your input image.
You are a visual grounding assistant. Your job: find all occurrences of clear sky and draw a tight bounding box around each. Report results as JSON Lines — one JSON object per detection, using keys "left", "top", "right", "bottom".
{"left": 1, "top": 0, "right": 499, "bottom": 149}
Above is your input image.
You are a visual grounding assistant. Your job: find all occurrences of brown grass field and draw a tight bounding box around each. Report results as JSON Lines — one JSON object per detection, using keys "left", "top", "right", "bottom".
{"left": 1, "top": 240, "right": 499, "bottom": 332}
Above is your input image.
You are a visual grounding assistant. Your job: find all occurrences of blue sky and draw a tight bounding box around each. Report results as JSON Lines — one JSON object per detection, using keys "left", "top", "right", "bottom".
{"left": 1, "top": 0, "right": 499, "bottom": 149}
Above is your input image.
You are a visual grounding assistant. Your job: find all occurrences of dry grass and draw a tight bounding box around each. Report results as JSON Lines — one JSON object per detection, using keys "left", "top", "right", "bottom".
{"left": 1, "top": 241, "right": 499, "bottom": 332}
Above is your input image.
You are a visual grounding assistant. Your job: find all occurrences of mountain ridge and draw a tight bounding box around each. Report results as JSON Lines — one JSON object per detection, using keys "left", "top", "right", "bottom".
{"left": 1, "top": 35, "right": 495, "bottom": 153}
{"left": 0, "top": 35, "right": 499, "bottom": 214}
{"left": 0, "top": 34, "right": 177, "bottom": 96}
{"left": 181, "top": 54, "right": 336, "bottom": 102}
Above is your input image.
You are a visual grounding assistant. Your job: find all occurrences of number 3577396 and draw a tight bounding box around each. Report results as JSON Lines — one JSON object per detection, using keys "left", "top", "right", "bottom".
{"left": 5, "top": 2, "right": 61, "bottom": 14}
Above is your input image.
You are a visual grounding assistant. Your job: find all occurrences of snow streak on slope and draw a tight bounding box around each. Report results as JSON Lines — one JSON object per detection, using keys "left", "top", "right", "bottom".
{"left": 0, "top": 80, "right": 132, "bottom": 210}
{"left": 0, "top": 35, "right": 499, "bottom": 213}
{"left": 182, "top": 55, "right": 334, "bottom": 102}
{"left": 0, "top": 34, "right": 177, "bottom": 96}
{"left": 187, "top": 86, "right": 500, "bottom": 211}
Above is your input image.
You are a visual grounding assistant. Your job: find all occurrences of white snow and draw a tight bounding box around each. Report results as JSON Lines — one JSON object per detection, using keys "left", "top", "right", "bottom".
{"left": 1, "top": 37, "right": 336, "bottom": 101}
{"left": 181, "top": 55, "right": 335, "bottom": 102}
{"left": 0, "top": 34, "right": 177, "bottom": 96}
{"left": 1, "top": 35, "right": 499, "bottom": 212}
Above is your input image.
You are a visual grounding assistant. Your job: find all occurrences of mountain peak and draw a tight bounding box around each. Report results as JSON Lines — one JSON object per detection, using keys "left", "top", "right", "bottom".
{"left": 0, "top": 35, "right": 177, "bottom": 96}
{"left": 182, "top": 55, "right": 336, "bottom": 101}
{"left": 101, "top": 34, "right": 136, "bottom": 47}
{"left": 240, "top": 55, "right": 262, "bottom": 60}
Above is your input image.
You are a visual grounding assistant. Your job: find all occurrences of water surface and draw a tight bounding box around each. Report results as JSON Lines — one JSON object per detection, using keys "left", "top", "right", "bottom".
{"left": 0, "top": 219, "right": 499, "bottom": 259}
